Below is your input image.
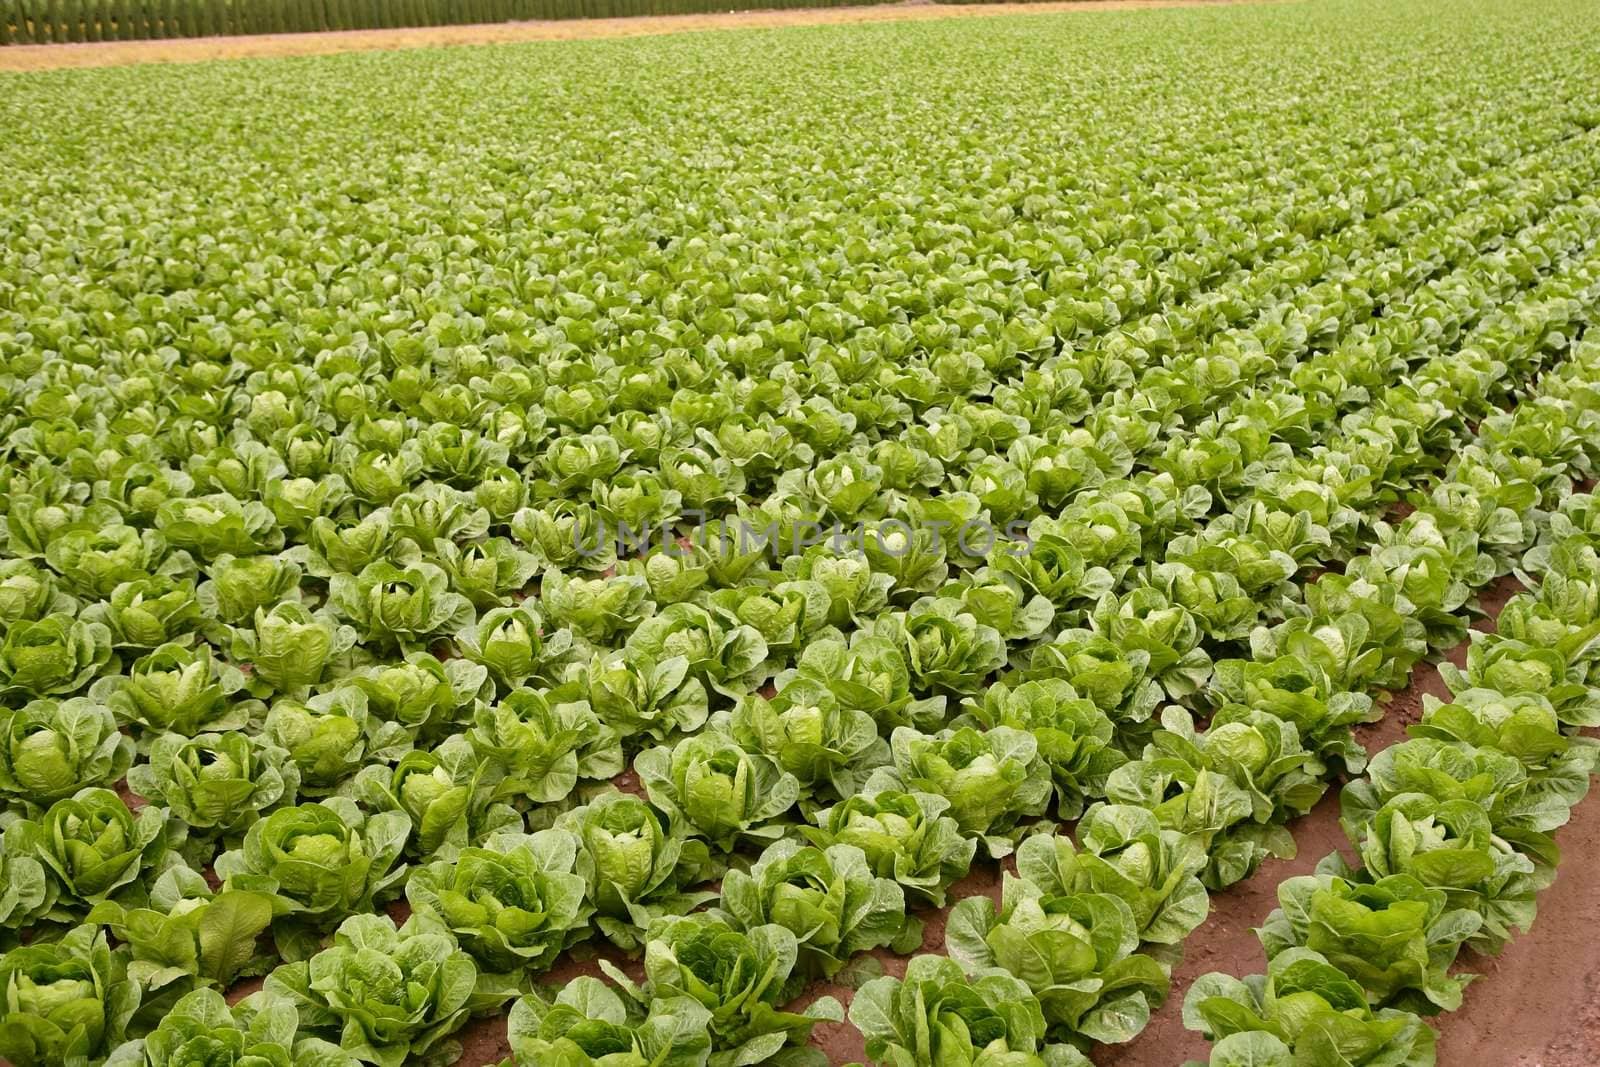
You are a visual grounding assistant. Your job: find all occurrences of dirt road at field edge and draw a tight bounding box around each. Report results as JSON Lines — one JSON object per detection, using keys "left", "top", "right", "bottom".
{"left": 0, "top": 0, "right": 1269, "bottom": 72}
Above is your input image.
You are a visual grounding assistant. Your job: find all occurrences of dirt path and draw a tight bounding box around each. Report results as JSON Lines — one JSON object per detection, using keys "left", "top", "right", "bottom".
{"left": 0, "top": 0, "right": 1265, "bottom": 72}
{"left": 1439, "top": 793, "right": 1600, "bottom": 1067}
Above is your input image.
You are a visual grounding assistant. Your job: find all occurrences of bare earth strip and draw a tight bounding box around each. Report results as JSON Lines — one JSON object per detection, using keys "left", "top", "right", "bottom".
{"left": 0, "top": 0, "right": 1265, "bottom": 72}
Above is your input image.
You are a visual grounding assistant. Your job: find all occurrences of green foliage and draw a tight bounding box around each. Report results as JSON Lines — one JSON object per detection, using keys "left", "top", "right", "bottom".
{"left": 848, "top": 954, "right": 1071, "bottom": 1067}
{"left": 5, "top": 6, "right": 1600, "bottom": 1066}
{"left": 213, "top": 798, "right": 410, "bottom": 947}
{"left": 1255, "top": 870, "right": 1478, "bottom": 1014}
{"left": 802, "top": 789, "right": 975, "bottom": 908}
{"left": 0, "top": 925, "right": 141, "bottom": 1067}
{"left": 555, "top": 792, "right": 718, "bottom": 950}
{"left": 1182, "top": 950, "right": 1438, "bottom": 1067}
{"left": 602, "top": 915, "right": 843, "bottom": 1065}
{"left": 126, "top": 731, "right": 298, "bottom": 842}
{"left": 264, "top": 912, "right": 516, "bottom": 1067}
{"left": 0, "top": 697, "right": 135, "bottom": 808}
{"left": 2, "top": 788, "right": 179, "bottom": 922}
{"left": 503, "top": 977, "right": 712, "bottom": 1067}
{"left": 103, "top": 987, "right": 358, "bottom": 1067}
{"left": 716, "top": 839, "right": 917, "bottom": 978}
{"left": 636, "top": 730, "right": 799, "bottom": 852}
{"left": 866, "top": 725, "right": 1052, "bottom": 858}
{"left": 404, "top": 830, "right": 592, "bottom": 974}
{"left": 88, "top": 867, "right": 277, "bottom": 993}
{"left": 946, "top": 868, "right": 1168, "bottom": 1049}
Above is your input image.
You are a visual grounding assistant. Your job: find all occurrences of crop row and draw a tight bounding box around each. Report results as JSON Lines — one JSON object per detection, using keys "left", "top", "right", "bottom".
{"left": 4, "top": 8, "right": 1600, "bottom": 1067}
{"left": 1, "top": 177, "right": 1592, "bottom": 1067}
{"left": 824, "top": 205, "right": 1600, "bottom": 1065}
{"left": 1179, "top": 332, "right": 1600, "bottom": 1065}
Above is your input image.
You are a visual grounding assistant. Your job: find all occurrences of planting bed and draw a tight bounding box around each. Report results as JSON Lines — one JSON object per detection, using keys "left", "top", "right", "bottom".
{"left": 3, "top": 1, "right": 1600, "bottom": 1065}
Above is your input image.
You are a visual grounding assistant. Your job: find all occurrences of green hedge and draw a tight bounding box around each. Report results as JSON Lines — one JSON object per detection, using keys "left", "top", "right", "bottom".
{"left": 0, "top": 0, "right": 892, "bottom": 44}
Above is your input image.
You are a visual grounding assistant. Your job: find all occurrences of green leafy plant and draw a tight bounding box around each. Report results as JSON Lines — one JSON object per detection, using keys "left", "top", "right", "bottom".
{"left": 126, "top": 730, "right": 297, "bottom": 849}
{"left": 95, "top": 643, "right": 254, "bottom": 737}
{"left": 1182, "top": 949, "right": 1438, "bottom": 1067}
{"left": 0, "top": 698, "right": 135, "bottom": 809}
{"left": 502, "top": 976, "right": 712, "bottom": 1067}
{"left": 404, "top": 829, "right": 592, "bottom": 974}
{"left": 103, "top": 986, "right": 358, "bottom": 1067}
{"left": 801, "top": 789, "right": 975, "bottom": 908}
{"left": 555, "top": 793, "right": 718, "bottom": 950}
{"left": 560, "top": 651, "right": 710, "bottom": 746}
{"left": 1105, "top": 707, "right": 1319, "bottom": 889}
{"left": 213, "top": 798, "right": 410, "bottom": 948}
{"left": 780, "top": 634, "right": 946, "bottom": 732}
{"left": 601, "top": 915, "right": 843, "bottom": 1065}
{"left": 1018, "top": 815, "right": 1210, "bottom": 946}
{"left": 1255, "top": 869, "right": 1479, "bottom": 1013}
{"left": 946, "top": 873, "right": 1169, "bottom": 1050}
{"left": 87, "top": 866, "right": 277, "bottom": 993}
{"left": 721, "top": 681, "right": 887, "bottom": 805}
{"left": 848, "top": 954, "right": 1069, "bottom": 1067}
{"left": 0, "top": 614, "right": 115, "bottom": 699}
{"left": 344, "top": 652, "right": 487, "bottom": 744}
{"left": 635, "top": 730, "right": 799, "bottom": 852}
{"left": 265, "top": 912, "right": 516, "bottom": 1067}
{"left": 957, "top": 679, "right": 1125, "bottom": 820}
{"left": 467, "top": 688, "right": 621, "bottom": 808}
{"left": 261, "top": 687, "right": 411, "bottom": 797}
{"left": 2, "top": 788, "right": 179, "bottom": 922}
{"left": 329, "top": 562, "right": 475, "bottom": 654}
{"left": 717, "top": 839, "right": 917, "bottom": 977}
{"left": 230, "top": 604, "right": 357, "bottom": 697}
{"left": 353, "top": 738, "right": 519, "bottom": 861}
{"left": 627, "top": 604, "right": 768, "bottom": 702}
{"left": 0, "top": 924, "right": 140, "bottom": 1067}
{"left": 865, "top": 725, "right": 1051, "bottom": 858}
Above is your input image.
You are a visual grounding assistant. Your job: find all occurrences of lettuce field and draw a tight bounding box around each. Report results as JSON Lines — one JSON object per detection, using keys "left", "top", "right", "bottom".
{"left": 4, "top": 0, "right": 1600, "bottom": 1064}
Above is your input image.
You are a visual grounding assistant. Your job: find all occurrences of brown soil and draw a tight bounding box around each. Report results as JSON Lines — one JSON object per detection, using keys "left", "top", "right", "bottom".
{"left": 1439, "top": 793, "right": 1600, "bottom": 1066}
{"left": 224, "top": 976, "right": 264, "bottom": 1004}
{"left": 0, "top": 0, "right": 1269, "bottom": 73}
{"left": 610, "top": 767, "right": 645, "bottom": 796}
{"left": 454, "top": 1005, "right": 513, "bottom": 1064}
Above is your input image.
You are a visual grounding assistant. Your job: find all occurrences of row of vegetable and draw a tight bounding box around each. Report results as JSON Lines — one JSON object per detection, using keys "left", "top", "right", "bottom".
{"left": 5, "top": 7, "right": 1600, "bottom": 1066}
{"left": 1181, "top": 335, "right": 1600, "bottom": 1066}
{"left": 829, "top": 220, "right": 1600, "bottom": 1067}
{"left": 1, "top": 192, "right": 1591, "bottom": 1067}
